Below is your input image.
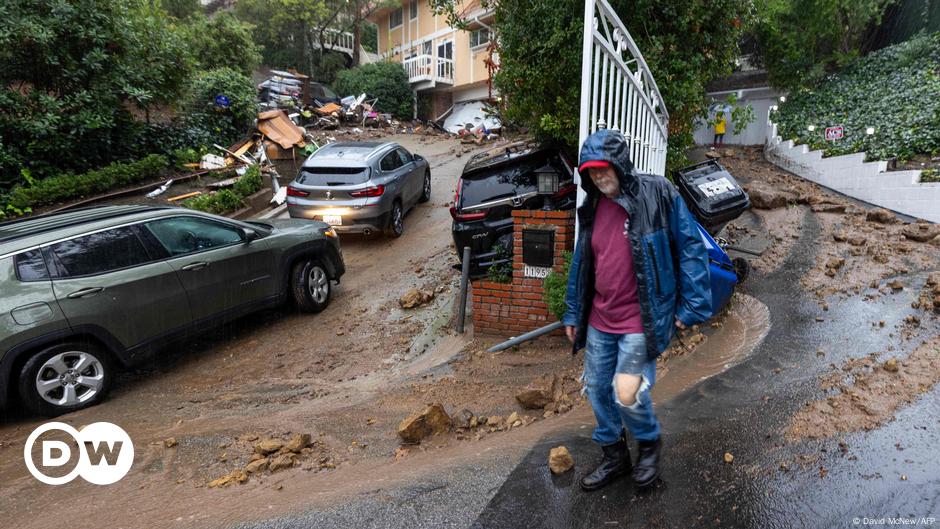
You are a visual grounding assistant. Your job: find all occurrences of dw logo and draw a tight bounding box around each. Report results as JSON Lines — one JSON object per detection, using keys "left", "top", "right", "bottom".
{"left": 23, "top": 422, "right": 134, "bottom": 485}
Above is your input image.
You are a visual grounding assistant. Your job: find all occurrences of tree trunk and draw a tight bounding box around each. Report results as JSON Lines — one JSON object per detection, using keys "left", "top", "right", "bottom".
{"left": 352, "top": 1, "right": 363, "bottom": 66}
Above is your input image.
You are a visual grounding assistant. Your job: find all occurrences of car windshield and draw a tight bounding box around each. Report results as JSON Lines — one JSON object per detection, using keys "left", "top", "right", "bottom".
{"left": 317, "top": 84, "right": 339, "bottom": 100}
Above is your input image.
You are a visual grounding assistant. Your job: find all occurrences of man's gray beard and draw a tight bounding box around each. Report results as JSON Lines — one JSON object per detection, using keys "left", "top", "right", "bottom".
{"left": 598, "top": 181, "right": 620, "bottom": 198}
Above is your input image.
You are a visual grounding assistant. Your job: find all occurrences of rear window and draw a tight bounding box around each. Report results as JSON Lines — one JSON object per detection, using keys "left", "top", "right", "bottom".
{"left": 459, "top": 152, "right": 572, "bottom": 208}
{"left": 296, "top": 167, "right": 371, "bottom": 186}
{"left": 47, "top": 226, "right": 152, "bottom": 277}
{"left": 14, "top": 249, "right": 49, "bottom": 281}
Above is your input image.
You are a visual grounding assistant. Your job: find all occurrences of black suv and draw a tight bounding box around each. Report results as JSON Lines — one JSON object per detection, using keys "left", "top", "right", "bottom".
{"left": 449, "top": 143, "right": 575, "bottom": 276}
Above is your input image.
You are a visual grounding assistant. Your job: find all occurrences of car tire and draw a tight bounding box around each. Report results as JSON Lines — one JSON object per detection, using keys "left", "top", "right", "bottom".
{"left": 291, "top": 258, "right": 332, "bottom": 313}
{"left": 385, "top": 200, "right": 404, "bottom": 238}
{"left": 419, "top": 170, "right": 432, "bottom": 203}
{"left": 19, "top": 342, "right": 113, "bottom": 417}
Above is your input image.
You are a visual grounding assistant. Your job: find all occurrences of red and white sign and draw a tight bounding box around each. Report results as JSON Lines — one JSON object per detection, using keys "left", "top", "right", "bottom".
{"left": 825, "top": 126, "right": 844, "bottom": 141}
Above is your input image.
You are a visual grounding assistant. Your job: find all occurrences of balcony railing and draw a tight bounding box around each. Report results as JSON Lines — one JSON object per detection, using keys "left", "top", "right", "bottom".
{"left": 402, "top": 54, "right": 455, "bottom": 85}
{"left": 316, "top": 28, "right": 355, "bottom": 56}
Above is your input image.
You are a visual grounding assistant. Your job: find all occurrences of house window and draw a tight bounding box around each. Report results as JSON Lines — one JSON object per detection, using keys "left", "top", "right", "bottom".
{"left": 470, "top": 28, "right": 490, "bottom": 49}
{"left": 409, "top": 1, "right": 418, "bottom": 20}
{"left": 389, "top": 7, "right": 403, "bottom": 29}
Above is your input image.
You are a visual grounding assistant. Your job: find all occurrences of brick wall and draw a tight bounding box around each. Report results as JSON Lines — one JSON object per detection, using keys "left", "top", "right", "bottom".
{"left": 470, "top": 209, "right": 575, "bottom": 336}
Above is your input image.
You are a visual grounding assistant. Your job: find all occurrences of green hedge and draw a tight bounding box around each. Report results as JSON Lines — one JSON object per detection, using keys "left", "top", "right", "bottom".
{"left": 333, "top": 62, "right": 413, "bottom": 120}
{"left": 542, "top": 251, "right": 573, "bottom": 321}
{"left": 182, "top": 165, "right": 263, "bottom": 215}
{"left": 1, "top": 154, "right": 168, "bottom": 217}
{"left": 773, "top": 33, "right": 940, "bottom": 162}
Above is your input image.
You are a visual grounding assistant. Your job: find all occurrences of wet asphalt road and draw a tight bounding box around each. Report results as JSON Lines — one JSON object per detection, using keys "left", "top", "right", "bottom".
{"left": 235, "top": 208, "right": 940, "bottom": 527}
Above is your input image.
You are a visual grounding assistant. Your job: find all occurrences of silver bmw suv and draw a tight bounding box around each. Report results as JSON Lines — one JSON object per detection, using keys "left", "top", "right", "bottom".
{"left": 286, "top": 142, "right": 431, "bottom": 237}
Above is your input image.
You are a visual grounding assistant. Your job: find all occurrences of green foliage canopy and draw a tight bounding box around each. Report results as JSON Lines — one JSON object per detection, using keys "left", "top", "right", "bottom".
{"left": 430, "top": 0, "right": 752, "bottom": 171}
{"left": 753, "top": 0, "right": 896, "bottom": 90}
{"left": 334, "top": 62, "right": 413, "bottom": 119}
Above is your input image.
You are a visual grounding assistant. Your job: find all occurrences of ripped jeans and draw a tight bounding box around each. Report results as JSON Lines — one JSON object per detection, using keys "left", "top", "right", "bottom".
{"left": 583, "top": 325, "right": 660, "bottom": 445}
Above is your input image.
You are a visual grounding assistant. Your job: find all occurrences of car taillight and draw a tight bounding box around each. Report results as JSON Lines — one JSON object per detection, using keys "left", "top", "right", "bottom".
{"left": 349, "top": 185, "right": 385, "bottom": 198}
{"left": 449, "top": 206, "right": 487, "bottom": 221}
{"left": 287, "top": 186, "right": 309, "bottom": 197}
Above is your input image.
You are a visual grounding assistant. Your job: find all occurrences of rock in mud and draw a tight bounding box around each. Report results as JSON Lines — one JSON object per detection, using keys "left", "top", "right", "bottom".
{"left": 284, "top": 433, "right": 312, "bottom": 453}
{"left": 163, "top": 438, "right": 178, "bottom": 448}
{"left": 747, "top": 188, "right": 788, "bottom": 210}
{"left": 548, "top": 446, "right": 574, "bottom": 474}
{"left": 883, "top": 358, "right": 900, "bottom": 373}
{"left": 888, "top": 280, "right": 904, "bottom": 291}
{"left": 244, "top": 458, "right": 269, "bottom": 474}
{"left": 515, "top": 374, "right": 559, "bottom": 410}
{"left": 724, "top": 452, "right": 734, "bottom": 464}
{"left": 397, "top": 403, "right": 452, "bottom": 444}
{"left": 865, "top": 208, "right": 897, "bottom": 224}
{"left": 902, "top": 223, "right": 940, "bottom": 242}
{"left": 399, "top": 288, "right": 435, "bottom": 309}
{"left": 454, "top": 409, "right": 475, "bottom": 429}
{"left": 269, "top": 453, "right": 296, "bottom": 472}
{"left": 825, "top": 257, "right": 845, "bottom": 270}
{"left": 254, "top": 438, "right": 284, "bottom": 455}
{"left": 209, "top": 470, "right": 248, "bottom": 488}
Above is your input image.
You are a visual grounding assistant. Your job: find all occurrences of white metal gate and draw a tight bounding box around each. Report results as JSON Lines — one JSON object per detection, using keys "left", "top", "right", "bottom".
{"left": 577, "top": 0, "right": 669, "bottom": 202}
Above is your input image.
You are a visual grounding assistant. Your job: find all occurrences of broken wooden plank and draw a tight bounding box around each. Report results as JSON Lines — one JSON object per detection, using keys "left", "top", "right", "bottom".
{"left": 168, "top": 191, "right": 202, "bottom": 202}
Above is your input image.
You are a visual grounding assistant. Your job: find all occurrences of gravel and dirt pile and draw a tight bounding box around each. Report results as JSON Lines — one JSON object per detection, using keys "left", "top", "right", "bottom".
{"left": 785, "top": 336, "right": 940, "bottom": 440}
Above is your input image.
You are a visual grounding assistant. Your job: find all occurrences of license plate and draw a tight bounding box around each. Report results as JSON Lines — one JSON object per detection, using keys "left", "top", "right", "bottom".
{"left": 322, "top": 215, "right": 342, "bottom": 226}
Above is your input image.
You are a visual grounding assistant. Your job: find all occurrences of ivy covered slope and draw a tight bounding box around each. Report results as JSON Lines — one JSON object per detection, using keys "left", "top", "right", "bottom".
{"left": 773, "top": 32, "right": 940, "bottom": 162}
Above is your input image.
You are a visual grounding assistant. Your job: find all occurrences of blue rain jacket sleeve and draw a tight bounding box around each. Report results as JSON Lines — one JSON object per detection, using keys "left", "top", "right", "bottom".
{"left": 561, "top": 237, "right": 583, "bottom": 327}
{"left": 669, "top": 194, "right": 713, "bottom": 327}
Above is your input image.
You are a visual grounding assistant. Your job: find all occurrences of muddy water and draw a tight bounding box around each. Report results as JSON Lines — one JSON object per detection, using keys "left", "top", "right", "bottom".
{"left": 654, "top": 293, "right": 770, "bottom": 401}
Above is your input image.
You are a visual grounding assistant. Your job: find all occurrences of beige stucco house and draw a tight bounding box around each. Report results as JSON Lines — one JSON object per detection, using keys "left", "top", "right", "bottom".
{"left": 369, "top": 1, "right": 497, "bottom": 120}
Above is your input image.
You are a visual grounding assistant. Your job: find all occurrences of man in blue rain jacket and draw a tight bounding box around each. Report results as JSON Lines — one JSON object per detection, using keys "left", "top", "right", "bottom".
{"left": 563, "top": 128, "right": 712, "bottom": 491}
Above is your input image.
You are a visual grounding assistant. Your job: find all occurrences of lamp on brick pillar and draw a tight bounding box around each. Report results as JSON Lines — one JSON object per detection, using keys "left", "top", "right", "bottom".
{"left": 536, "top": 166, "right": 561, "bottom": 211}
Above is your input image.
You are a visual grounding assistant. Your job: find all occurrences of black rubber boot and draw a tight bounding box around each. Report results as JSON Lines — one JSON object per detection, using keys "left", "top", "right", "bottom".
{"left": 632, "top": 437, "right": 662, "bottom": 488}
{"left": 580, "top": 436, "right": 632, "bottom": 491}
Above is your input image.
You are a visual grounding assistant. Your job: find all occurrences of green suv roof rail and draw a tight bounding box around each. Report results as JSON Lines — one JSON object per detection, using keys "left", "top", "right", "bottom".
{"left": 0, "top": 205, "right": 173, "bottom": 245}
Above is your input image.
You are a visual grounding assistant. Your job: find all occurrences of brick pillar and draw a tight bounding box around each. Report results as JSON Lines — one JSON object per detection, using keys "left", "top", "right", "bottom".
{"left": 470, "top": 209, "right": 575, "bottom": 337}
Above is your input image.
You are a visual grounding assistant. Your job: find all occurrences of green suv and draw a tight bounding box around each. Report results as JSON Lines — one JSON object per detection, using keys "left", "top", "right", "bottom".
{"left": 0, "top": 205, "right": 344, "bottom": 416}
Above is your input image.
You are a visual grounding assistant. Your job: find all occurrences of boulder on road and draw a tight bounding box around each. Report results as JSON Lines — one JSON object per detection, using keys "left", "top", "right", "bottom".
{"left": 254, "top": 438, "right": 284, "bottom": 455}
{"left": 865, "top": 208, "right": 897, "bottom": 224}
{"left": 747, "top": 188, "right": 788, "bottom": 210}
{"left": 399, "top": 288, "right": 435, "bottom": 309}
{"left": 397, "top": 403, "right": 452, "bottom": 444}
{"left": 284, "top": 433, "right": 312, "bottom": 453}
{"left": 902, "top": 223, "right": 940, "bottom": 242}
{"left": 549, "top": 446, "right": 574, "bottom": 474}
{"left": 515, "top": 374, "right": 559, "bottom": 410}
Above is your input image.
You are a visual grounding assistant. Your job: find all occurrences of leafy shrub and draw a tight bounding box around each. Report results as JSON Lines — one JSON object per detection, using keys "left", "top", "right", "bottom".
{"left": 179, "top": 12, "right": 262, "bottom": 77}
{"left": 921, "top": 168, "right": 940, "bottom": 183}
{"left": 182, "top": 165, "right": 263, "bottom": 215}
{"left": 485, "top": 244, "right": 513, "bottom": 283}
{"left": 543, "top": 251, "right": 573, "bottom": 321}
{"left": 773, "top": 33, "right": 940, "bottom": 163}
{"left": 3, "top": 155, "right": 168, "bottom": 212}
{"left": 333, "top": 62, "right": 413, "bottom": 119}
{"left": 182, "top": 68, "right": 258, "bottom": 148}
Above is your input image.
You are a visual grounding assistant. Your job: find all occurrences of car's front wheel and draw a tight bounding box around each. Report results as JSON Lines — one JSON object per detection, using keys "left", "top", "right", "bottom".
{"left": 291, "top": 258, "right": 332, "bottom": 313}
{"left": 19, "top": 343, "right": 113, "bottom": 417}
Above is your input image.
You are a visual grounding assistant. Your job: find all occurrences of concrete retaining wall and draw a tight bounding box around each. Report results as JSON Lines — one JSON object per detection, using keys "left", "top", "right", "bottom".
{"left": 764, "top": 121, "right": 940, "bottom": 222}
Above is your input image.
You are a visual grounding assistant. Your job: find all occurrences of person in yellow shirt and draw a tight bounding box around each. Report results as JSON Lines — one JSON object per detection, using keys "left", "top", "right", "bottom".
{"left": 713, "top": 111, "right": 727, "bottom": 149}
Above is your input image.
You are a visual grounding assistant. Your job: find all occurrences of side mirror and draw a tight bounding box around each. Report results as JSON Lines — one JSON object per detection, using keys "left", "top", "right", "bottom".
{"left": 414, "top": 154, "right": 424, "bottom": 162}
{"left": 242, "top": 228, "right": 260, "bottom": 243}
